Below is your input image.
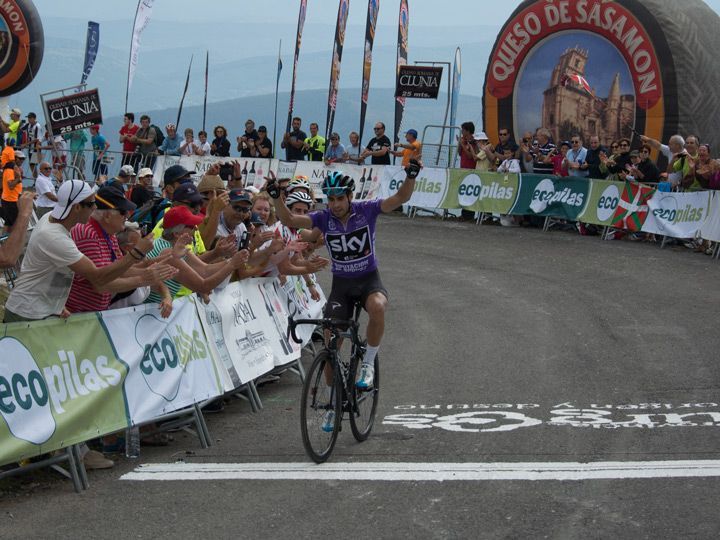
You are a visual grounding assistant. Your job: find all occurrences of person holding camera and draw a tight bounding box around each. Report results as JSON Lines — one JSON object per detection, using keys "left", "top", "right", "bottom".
{"left": 566, "top": 135, "right": 588, "bottom": 178}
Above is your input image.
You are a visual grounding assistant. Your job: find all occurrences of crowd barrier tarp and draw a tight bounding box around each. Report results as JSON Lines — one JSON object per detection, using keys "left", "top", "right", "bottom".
{"left": 642, "top": 190, "right": 712, "bottom": 239}
{"left": 449, "top": 171, "right": 518, "bottom": 214}
{"left": 700, "top": 192, "right": 720, "bottom": 242}
{"left": 153, "top": 155, "right": 280, "bottom": 188}
{"left": 382, "top": 165, "right": 449, "bottom": 209}
{"left": 610, "top": 182, "right": 656, "bottom": 232}
{"left": 293, "top": 161, "right": 382, "bottom": 201}
{"left": 277, "top": 275, "right": 327, "bottom": 346}
{"left": 0, "top": 313, "right": 129, "bottom": 467}
{"left": 100, "top": 296, "right": 223, "bottom": 426}
{"left": 509, "top": 174, "right": 589, "bottom": 220}
{"left": 576, "top": 179, "right": 625, "bottom": 226}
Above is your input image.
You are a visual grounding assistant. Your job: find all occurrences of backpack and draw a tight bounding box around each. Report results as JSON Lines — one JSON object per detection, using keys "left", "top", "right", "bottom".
{"left": 131, "top": 195, "right": 171, "bottom": 228}
{"left": 150, "top": 124, "right": 165, "bottom": 147}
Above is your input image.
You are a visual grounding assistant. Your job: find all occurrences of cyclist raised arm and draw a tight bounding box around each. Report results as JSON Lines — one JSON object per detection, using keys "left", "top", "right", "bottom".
{"left": 269, "top": 159, "right": 422, "bottom": 394}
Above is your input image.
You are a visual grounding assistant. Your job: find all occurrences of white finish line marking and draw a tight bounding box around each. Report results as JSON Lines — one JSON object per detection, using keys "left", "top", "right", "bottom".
{"left": 120, "top": 461, "right": 720, "bottom": 482}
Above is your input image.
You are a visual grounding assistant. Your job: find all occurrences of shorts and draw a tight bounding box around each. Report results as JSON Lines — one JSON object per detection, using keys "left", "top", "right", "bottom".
{"left": 1, "top": 200, "right": 18, "bottom": 227}
{"left": 323, "top": 269, "right": 388, "bottom": 321}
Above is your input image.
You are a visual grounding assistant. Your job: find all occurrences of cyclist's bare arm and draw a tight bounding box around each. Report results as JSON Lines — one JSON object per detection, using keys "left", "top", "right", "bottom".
{"left": 380, "top": 161, "right": 421, "bottom": 213}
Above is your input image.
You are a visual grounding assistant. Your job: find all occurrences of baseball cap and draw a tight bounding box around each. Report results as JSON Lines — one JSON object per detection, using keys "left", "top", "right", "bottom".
{"left": 473, "top": 131, "right": 488, "bottom": 141}
{"left": 163, "top": 206, "right": 204, "bottom": 230}
{"left": 228, "top": 188, "right": 253, "bottom": 204}
{"left": 119, "top": 165, "right": 136, "bottom": 177}
{"left": 51, "top": 179, "right": 97, "bottom": 220}
{"left": 629, "top": 150, "right": 640, "bottom": 157}
{"left": 163, "top": 164, "right": 192, "bottom": 186}
{"left": 138, "top": 167, "right": 154, "bottom": 178}
{"left": 172, "top": 182, "right": 203, "bottom": 205}
{"left": 95, "top": 185, "right": 137, "bottom": 214}
{"left": 258, "top": 125, "right": 267, "bottom": 132}
{"left": 13, "top": 150, "right": 25, "bottom": 159}
{"left": 249, "top": 212, "right": 265, "bottom": 225}
{"left": 405, "top": 129, "right": 418, "bottom": 138}
{"left": 10, "top": 108, "right": 21, "bottom": 116}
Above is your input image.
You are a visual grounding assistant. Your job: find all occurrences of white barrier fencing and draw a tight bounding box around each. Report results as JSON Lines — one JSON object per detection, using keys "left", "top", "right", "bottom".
{"left": 0, "top": 276, "right": 325, "bottom": 469}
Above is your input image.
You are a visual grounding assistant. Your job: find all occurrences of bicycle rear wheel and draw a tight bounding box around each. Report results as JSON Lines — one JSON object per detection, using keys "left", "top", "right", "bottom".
{"left": 300, "top": 350, "right": 342, "bottom": 463}
{"left": 349, "top": 350, "right": 380, "bottom": 442}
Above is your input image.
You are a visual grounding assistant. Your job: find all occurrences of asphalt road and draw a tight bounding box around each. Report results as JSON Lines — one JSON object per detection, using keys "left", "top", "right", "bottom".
{"left": 3, "top": 214, "right": 720, "bottom": 539}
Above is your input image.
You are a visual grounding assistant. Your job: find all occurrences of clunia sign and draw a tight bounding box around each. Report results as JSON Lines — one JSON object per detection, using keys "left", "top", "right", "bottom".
{"left": 45, "top": 88, "right": 103, "bottom": 136}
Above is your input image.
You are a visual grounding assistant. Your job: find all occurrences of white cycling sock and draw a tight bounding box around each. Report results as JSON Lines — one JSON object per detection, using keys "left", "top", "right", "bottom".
{"left": 364, "top": 345, "right": 379, "bottom": 366}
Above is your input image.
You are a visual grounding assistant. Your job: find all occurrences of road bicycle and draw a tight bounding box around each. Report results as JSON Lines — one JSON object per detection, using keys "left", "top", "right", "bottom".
{"left": 288, "top": 303, "right": 380, "bottom": 463}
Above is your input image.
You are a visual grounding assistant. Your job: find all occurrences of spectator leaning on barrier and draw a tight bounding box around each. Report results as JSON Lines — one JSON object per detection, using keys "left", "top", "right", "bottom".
{"left": 551, "top": 141, "right": 570, "bottom": 177}
{"left": 497, "top": 146, "right": 521, "bottom": 173}
{"left": 3, "top": 180, "right": 155, "bottom": 323}
{"left": 690, "top": 143, "right": 718, "bottom": 190}
{"left": 211, "top": 125, "right": 231, "bottom": 157}
{"left": 630, "top": 145, "right": 661, "bottom": 184}
{"left": 119, "top": 112, "right": 139, "bottom": 166}
{"left": 1, "top": 150, "right": 25, "bottom": 232}
{"left": 21, "top": 112, "right": 41, "bottom": 178}
{"left": 325, "top": 132, "right": 345, "bottom": 164}
{"left": 63, "top": 128, "right": 88, "bottom": 172}
{"left": 530, "top": 128, "right": 556, "bottom": 175}
{"left": 180, "top": 128, "right": 197, "bottom": 156}
{"left": 34, "top": 161, "right": 58, "bottom": 217}
{"left": 473, "top": 132, "right": 492, "bottom": 171}
{"left": 0, "top": 107, "right": 22, "bottom": 146}
{"left": 641, "top": 134, "right": 685, "bottom": 188}
{"left": 566, "top": 135, "right": 588, "bottom": 178}
{"left": 238, "top": 119, "right": 259, "bottom": 158}
{"left": 677, "top": 135, "right": 701, "bottom": 190}
{"left": 0, "top": 191, "right": 34, "bottom": 268}
{"left": 281, "top": 116, "right": 307, "bottom": 161}
{"left": 304, "top": 122, "right": 326, "bottom": 162}
{"left": 65, "top": 184, "right": 177, "bottom": 315}
{"left": 134, "top": 164, "right": 191, "bottom": 229}
{"left": 457, "top": 121, "right": 479, "bottom": 169}
{"left": 391, "top": 129, "right": 422, "bottom": 167}
{"left": 362, "top": 122, "right": 392, "bottom": 165}
{"left": 585, "top": 136, "right": 605, "bottom": 179}
{"left": 105, "top": 164, "right": 136, "bottom": 191}
{"left": 517, "top": 131, "right": 535, "bottom": 173}
{"left": 89, "top": 124, "right": 110, "bottom": 179}
{"left": 253, "top": 125, "right": 273, "bottom": 158}
{"left": 131, "top": 114, "right": 158, "bottom": 169}
{"left": 158, "top": 123, "right": 181, "bottom": 156}
{"left": 344, "top": 131, "right": 365, "bottom": 165}
{"left": 484, "top": 127, "right": 518, "bottom": 166}
{"left": 195, "top": 130, "right": 211, "bottom": 156}
{"left": 197, "top": 173, "right": 229, "bottom": 248}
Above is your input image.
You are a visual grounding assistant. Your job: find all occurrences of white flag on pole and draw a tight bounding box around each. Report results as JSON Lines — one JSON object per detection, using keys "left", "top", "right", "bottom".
{"left": 126, "top": 0, "right": 154, "bottom": 108}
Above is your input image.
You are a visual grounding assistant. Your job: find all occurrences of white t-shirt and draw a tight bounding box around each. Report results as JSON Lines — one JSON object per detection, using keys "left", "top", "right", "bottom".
{"left": 661, "top": 144, "right": 682, "bottom": 186}
{"left": 34, "top": 173, "right": 57, "bottom": 208}
{"left": 498, "top": 158, "right": 521, "bottom": 173}
{"left": 196, "top": 141, "right": 211, "bottom": 156}
{"left": 5, "top": 214, "right": 84, "bottom": 319}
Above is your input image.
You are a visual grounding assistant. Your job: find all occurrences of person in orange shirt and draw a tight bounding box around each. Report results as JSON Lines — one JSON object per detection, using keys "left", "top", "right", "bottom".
{"left": 1, "top": 144, "right": 14, "bottom": 167}
{"left": 2, "top": 150, "right": 25, "bottom": 231}
{"left": 391, "top": 129, "right": 422, "bottom": 167}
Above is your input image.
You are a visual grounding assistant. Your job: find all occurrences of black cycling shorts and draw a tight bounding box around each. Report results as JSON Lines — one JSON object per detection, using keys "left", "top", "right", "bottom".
{"left": 323, "top": 269, "right": 388, "bottom": 321}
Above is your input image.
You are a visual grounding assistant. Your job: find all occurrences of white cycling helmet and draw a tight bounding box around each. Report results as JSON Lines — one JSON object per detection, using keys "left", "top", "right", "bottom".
{"left": 287, "top": 177, "right": 312, "bottom": 194}
{"left": 285, "top": 190, "right": 313, "bottom": 207}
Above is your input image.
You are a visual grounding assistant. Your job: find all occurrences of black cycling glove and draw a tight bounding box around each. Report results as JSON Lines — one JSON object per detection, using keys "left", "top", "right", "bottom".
{"left": 405, "top": 159, "right": 421, "bottom": 179}
{"left": 266, "top": 178, "right": 281, "bottom": 199}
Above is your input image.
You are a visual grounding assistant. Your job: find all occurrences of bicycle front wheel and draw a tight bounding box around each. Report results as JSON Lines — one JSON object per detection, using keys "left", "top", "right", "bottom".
{"left": 300, "top": 350, "right": 342, "bottom": 463}
{"left": 349, "top": 350, "right": 380, "bottom": 442}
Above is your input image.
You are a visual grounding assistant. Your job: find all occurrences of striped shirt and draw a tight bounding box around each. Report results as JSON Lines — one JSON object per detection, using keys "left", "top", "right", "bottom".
{"left": 66, "top": 219, "right": 122, "bottom": 313}
{"left": 532, "top": 142, "right": 556, "bottom": 175}
{"left": 145, "top": 236, "right": 183, "bottom": 303}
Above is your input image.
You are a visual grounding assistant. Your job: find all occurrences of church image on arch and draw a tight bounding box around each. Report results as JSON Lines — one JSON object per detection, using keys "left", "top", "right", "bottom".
{"left": 542, "top": 46, "right": 635, "bottom": 146}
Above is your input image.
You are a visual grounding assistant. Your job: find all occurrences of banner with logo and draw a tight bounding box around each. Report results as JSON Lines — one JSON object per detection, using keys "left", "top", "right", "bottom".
{"left": 577, "top": 179, "right": 626, "bottom": 226}
{"left": 287, "top": 0, "right": 308, "bottom": 133}
{"left": 359, "top": 0, "right": 380, "bottom": 151}
{"left": 153, "top": 156, "right": 277, "bottom": 188}
{"left": 0, "top": 313, "right": 129, "bottom": 466}
{"left": 446, "top": 170, "right": 518, "bottom": 214}
{"left": 126, "top": 0, "right": 154, "bottom": 110}
{"left": 642, "top": 190, "right": 712, "bottom": 238}
{"left": 100, "top": 297, "right": 223, "bottom": 426}
{"left": 277, "top": 275, "right": 327, "bottom": 345}
{"left": 380, "top": 165, "right": 448, "bottom": 209}
{"left": 509, "top": 174, "right": 589, "bottom": 219}
{"left": 700, "top": 192, "right": 720, "bottom": 242}
{"left": 80, "top": 21, "right": 100, "bottom": 86}
{"left": 393, "top": 0, "right": 409, "bottom": 147}
{"left": 45, "top": 89, "right": 103, "bottom": 137}
{"left": 325, "top": 0, "right": 350, "bottom": 140}
{"left": 395, "top": 65, "right": 443, "bottom": 99}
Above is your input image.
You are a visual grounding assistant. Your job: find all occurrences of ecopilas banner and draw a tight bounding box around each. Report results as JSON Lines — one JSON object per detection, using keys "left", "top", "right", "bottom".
{"left": 700, "top": 192, "right": 720, "bottom": 242}
{"left": 446, "top": 170, "right": 519, "bottom": 214}
{"left": 509, "top": 174, "right": 589, "bottom": 219}
{"left": 577, "top": 179, "right": 625, "bottom": 226}
{"left": 0, "top": 312, "right": 128, "bottom": 466}
{"left": 381, "top": 165, "right": 448, "bottom": 209}
{"left": 642, "top": 190, "right": 712, "bottom": 238}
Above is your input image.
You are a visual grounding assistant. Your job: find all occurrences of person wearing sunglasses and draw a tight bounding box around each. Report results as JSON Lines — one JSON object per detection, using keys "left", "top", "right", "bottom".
{"left": 4, "top": 180, "right": 156, "bottom": 323}
{"left": 600, "top": 137, "right": 632, "bottom": 181}
{"left": 360, "top": 122, "right": 392, "bottom": 165}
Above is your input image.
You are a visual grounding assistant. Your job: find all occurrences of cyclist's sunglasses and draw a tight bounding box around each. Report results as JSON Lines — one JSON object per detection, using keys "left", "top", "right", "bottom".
{"left": 323, "top": 188, "right": 348, "bottom": 197}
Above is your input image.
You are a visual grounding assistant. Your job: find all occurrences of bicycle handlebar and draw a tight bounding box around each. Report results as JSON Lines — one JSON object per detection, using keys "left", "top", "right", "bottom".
{"left": 287, "top": 316, "right": 358, "bottom": 344}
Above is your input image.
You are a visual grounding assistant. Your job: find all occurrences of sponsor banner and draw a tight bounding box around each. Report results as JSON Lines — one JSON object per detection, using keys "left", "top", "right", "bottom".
{"left": 127, "top": 0, "right": 154, "bottom": 106}
{"left": 393, "top": 0, "right": 409, "bottom": 146}
{"left": 642, "top": 190, "right": 712, "bottom": 238}
{"left": 153, "top": 156, "right": 277, "bottom": 188}
{"left": 577, "top": 179, "right": 625, "bottom": 226}
{"left": 0, "top": 0, "right": 44, "bottom": 96}
{"left": 509, "top": 174, "right": 589, "bottom": 219}
{"left": 610, "top": 181, "right": 655, "bottom": 231}
{"left": 81, "top": 21, "right": 100, "bottom": 86}
{"left": 445, "top": 170, "right": 518, "bottom": 214}
{"left": 45, "top": 89, "right": 103, "bottom": 136}
{"left": 278, "top": 275, "right": 326, "bottom": 345}
{"left": 0, "top": 313, "right": 128, "bottom": 466}
{"left": 359, "top": 0, "right": 380, "bottom": 147}
{"left": 257, "top": 279, "right": 305, "bottom": 367}
{"left": 700, "top": 192, "right": 720, "bottom": 242}
{"left": 100, "top": 297, "right": 223, "bottom": 425}
{"left": 449, "top": 47, "right": 461, "bottom": 130}
{"left": 325, "top": 0, "right": 350, "bottom": 139}
{"left": 381, "top": 165, "right": 448, "bottom": 209}
{"left": 396, "top": 65, "right": 443, "bottom": 99}
{"left": 292, "top": 161, "right": 374, "bottom": 200}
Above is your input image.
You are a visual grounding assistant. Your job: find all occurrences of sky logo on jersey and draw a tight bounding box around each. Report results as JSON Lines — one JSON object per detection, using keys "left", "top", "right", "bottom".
{"left": 326, "top": 226, "right": 371, "bottom": 262}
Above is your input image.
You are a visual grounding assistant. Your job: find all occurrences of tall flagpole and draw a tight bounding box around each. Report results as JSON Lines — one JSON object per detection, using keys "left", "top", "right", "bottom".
{"left": 202, "top": 50, "right": 209, "bottom": 132}
{"left": 176, "top": 55, "right": 193, "bottom": 128}
{"left": 273, "top": 39, "right": 282, "bottom": 157}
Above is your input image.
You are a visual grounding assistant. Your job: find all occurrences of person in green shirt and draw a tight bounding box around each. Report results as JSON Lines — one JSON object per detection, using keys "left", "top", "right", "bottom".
{"left": 64, "top": 128, "right": 89, "bottom": 173}
{"left": 303, "top": 122, "right": 326, "bottom": 161}
{"left": 0, "top": 107, "right": 22, "bottom": 146}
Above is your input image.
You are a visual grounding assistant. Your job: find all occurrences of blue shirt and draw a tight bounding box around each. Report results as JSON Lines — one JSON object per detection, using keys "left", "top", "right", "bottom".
{"left": 159, "top": 134, "right": 182, "bottom": 156}
{"left": 566, "top": 146, "right": 588, "bottom": 177}
{"left": 91, "top": 134, "right": 107, "bottom": 159}
{"left": 326, "top": 143, "right": 345, "bottom": 162}
{"left": 310, "top": 199, "right": 384, "bottom": 278}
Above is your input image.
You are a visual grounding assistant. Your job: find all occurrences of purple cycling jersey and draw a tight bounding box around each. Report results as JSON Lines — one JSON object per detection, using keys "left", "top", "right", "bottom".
{"left": 310, "top": 199, "right": 384, "bottom": 278}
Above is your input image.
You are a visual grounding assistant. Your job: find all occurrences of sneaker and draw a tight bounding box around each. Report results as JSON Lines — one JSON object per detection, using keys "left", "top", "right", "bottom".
{"left": 356, "top": 363, "right": 374, "bottom": 389}
{"left": 321, "top": 409, "right": 335, "bottom": 432}
{"left": 83, "top": 449, "right": 114, "bottom": 470}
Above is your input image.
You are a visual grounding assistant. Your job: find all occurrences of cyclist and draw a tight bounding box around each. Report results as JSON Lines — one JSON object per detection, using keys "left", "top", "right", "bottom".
{"left": 268, "top": 159, "right": 422, "bottom": 391}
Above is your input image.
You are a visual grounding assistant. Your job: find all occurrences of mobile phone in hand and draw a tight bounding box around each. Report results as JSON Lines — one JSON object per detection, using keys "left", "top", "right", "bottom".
{"left": 238, "top": 231, "right": 250, "bottom": 250}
